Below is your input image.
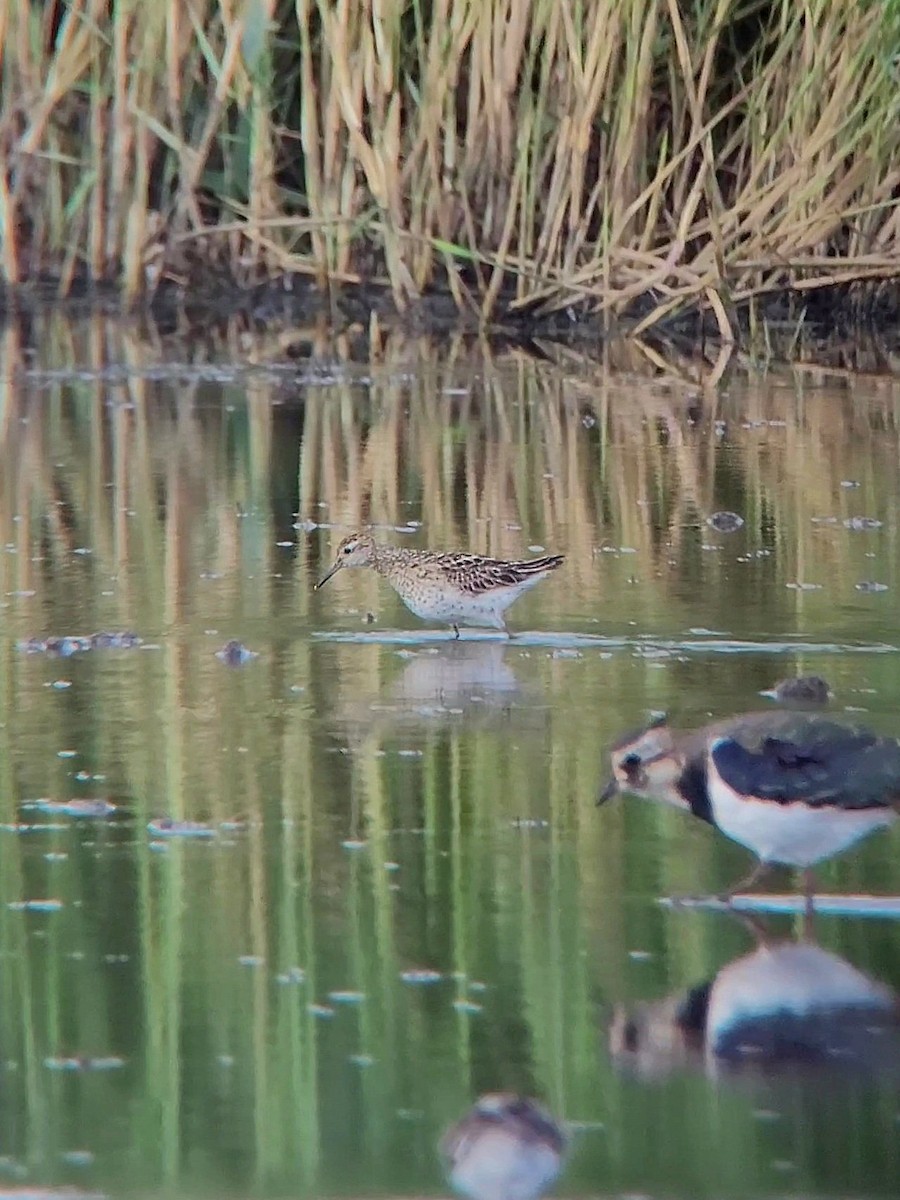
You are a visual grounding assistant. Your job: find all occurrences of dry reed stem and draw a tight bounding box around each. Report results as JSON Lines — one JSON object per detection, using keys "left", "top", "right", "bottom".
{"left": 1, "top": 0, "right": 898, "bottom": 333}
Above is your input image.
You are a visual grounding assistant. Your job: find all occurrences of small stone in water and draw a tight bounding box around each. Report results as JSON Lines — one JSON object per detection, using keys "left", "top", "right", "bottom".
{"left": 60, "top": 1151, "right": 96, "bottom": 1168}
{"left": 8, "top": 900, "right": 63, "bottom": 912}
{"left": 238, "top": 955, "right": 264, "bottom": 968}
{"left": 855, "top": 581, "right": 888, "bottom": 592}
{"left": 276, "top": 967, "right": 306, "bottom": 985}
{"left": 706, "top": 511, "right": 744, "bottom": 533}
{"left": 25, "top": 799, "right": 117, "bottom": 818}
{"left": 307, "top": 1004, "right": 335, "bottom": 1018}
{"left": 328, "top": 990, "right": 366, "bottom": 1005}
{"left": 452, "top": 999, "right": 483, "bottom": 1014}
{"left": 215, "top": 640, "right": 259, "bottom": 666}
{"left": 400, "top": 968, "right": 443, "bottom": 984}
{"left": 844, "top": 516, "right": 882, "bottom": 530}
{"left": 341, "top": 839, "right": 367, "bottom": 851}
{"left": 147, "top": 818, "right": 215, "bottom": 839}
{"left": 348, "top": 1054, "right": 375, "bottom": 1067}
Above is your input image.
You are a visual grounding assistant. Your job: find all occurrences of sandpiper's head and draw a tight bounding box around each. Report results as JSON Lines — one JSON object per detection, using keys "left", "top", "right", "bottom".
{"left": 598, "top": 715, "right": 684, "bottom": 805}
{"left": 761, "top": 675, "right": 832, "bottom": 707}
{"left": 314, "top": 531, "right": 377, "bottom": 589}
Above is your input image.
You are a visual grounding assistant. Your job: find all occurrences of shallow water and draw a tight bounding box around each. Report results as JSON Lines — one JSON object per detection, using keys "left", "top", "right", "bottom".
{"left": 0, "top": 317, "right": 899, "bottom": 1199}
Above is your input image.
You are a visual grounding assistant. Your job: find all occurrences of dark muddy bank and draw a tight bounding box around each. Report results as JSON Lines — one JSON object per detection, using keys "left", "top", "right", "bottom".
{"left": 2, "top": 271, "right": 900, "bottom": 367}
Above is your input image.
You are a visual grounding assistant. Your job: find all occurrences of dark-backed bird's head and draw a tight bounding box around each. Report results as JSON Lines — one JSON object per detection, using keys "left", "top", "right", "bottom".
{"left": 598, "top": 715, "right": 691, "bottom": 808}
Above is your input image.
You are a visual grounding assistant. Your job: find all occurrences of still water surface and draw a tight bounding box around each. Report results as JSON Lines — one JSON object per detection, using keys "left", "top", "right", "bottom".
{"left": 0, "top": 319, "right": 899, "bottom": 1199}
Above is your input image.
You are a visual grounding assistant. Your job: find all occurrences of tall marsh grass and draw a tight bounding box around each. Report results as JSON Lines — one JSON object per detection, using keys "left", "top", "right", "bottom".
{"left": 3, "top": 1, "right": 900, "bottom": 333}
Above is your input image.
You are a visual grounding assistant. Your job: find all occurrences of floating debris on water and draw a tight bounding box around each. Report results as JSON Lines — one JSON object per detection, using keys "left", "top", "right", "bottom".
{"left": 0, "top": 1159, "right": 29, "bottom": 1180}
{"left": 628, "top": 950, "right": 654, "bottom": 962}
{"left": 215, "top": 640, "right": 259, "bottom": 667}
{"left": 328, "top": 990, "right": 366, "bottom": 1005}
{"left": 23, "top": 799, "right": 118, "bottom": 818}
{"left": 400, "top": 968, "right": 443, "bottom": 985}
{"left": 341, "top": 839, "right": 368, "bottom": 851}
{"left": 307, "top": 1004, "right": 336, "bottom": 1018}
{"left": 44, "top": 853, "right": 69, "bottom": 863}
{"left": 452, "top": 999, "right": 483, "bottom": 1014}
{"left": 511, "top": 818, "right": 549, "bottom": 829}
{"left": 844, "top": 516, "right": 883, "bottom": 530}
{"left": 348, "top": 1054, "right": 375, "bottom": 1067}
{"left": 1, "top": 823, "right": 69, "bottom": 834}
{"left": 8, "top": 900, "right": 63, "bottom": 912}
{"left": 275, "top": 967, "right": 306, "bottom": 985}
{"left": 91, "top": 631, "right": 142, "bottom": 649}
{"left": 60, "top": 1150, "right": 96, "bottom": 1168}
{"left": 785, "top": 581, "right": 822, "bottom": 590}
{"left": 18, "top": 631, "right": 142, "bottom": 655}
{"left": 856, "top": 581, "right": 889, "bottom": 592}
{"left": 44, "top": 1055, "right": 126, "bottom": 1072}
{"left": 147, "top": 818, "right": 216, "bottom": 839}
{"left": 238, "top": 955, "right": 264, "bottom": 968}
{"left": 706, "top": 511, "right": 744, "bottom": 533}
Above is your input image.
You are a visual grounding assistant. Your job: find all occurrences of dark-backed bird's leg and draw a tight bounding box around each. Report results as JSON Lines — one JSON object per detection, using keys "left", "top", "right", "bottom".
{"left": 800, "top": 868, "right": 817, "bottom": 926}
{"left": 452, "top": 624, "right": 460, "bottom": 639}
{"left": 720, "top": 861, "right": 770, "bottom": 903}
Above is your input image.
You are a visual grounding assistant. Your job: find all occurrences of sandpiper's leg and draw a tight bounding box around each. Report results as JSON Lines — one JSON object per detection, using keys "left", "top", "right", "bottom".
{"left": 501, "top": 617, "right": 512, "bottom": 639}
{"left": 720, "top": 860, "right": 769, "bottom": 903}
{"left": 452, "top": 624, "right": 460, "bottom": 640}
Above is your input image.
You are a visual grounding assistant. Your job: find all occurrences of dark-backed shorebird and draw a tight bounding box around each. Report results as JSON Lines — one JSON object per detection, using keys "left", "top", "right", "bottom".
{"left": 597, "top": 711, "right": 900, "bottom": 899}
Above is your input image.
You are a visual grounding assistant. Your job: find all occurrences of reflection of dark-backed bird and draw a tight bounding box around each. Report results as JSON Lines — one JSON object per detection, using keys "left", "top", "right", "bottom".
{"left": 761, "top": 674, "right": 832, "bottom": 707}
{"left": 610, "top": 928, "right": 900, "bottom": 1083}
{"left": 440, "top": 1094, "right": 566, "bottom": 1200}
{"left": 598, "top": 712, "right": 900, "bottom": 898}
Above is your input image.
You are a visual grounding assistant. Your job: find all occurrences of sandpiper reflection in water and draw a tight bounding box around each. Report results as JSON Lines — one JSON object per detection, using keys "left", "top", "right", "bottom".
{"left": 441, "top": 1094, "right": 566, "bottom": 1200}
{"left": 334, "top": 642, "right": 546, "bottom": 741}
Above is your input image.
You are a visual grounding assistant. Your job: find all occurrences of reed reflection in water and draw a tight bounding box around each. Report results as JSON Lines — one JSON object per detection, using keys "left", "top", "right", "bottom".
{"left": 0, "top": 316, "right": 898, "bottom": 1199}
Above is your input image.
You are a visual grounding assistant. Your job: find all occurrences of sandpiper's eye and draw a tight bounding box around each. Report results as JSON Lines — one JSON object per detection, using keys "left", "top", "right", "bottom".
{"left": 622, "top": 753, "right": 642, "bottom": 769}
{"left": 343, "top": 544, "right": 354, "bottom": 555}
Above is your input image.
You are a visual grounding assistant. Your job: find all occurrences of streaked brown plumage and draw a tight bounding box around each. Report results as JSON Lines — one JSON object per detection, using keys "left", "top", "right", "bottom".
{"left": 315, "top": 531, "right": 564, "bottom": 636}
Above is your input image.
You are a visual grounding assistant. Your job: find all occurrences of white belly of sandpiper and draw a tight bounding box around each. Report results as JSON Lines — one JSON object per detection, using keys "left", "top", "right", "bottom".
{"left": 707, "top": 770, "right": 896, "bottom": 868}
{"left": 392, "top": 577, "right": 545, "bottom": 629}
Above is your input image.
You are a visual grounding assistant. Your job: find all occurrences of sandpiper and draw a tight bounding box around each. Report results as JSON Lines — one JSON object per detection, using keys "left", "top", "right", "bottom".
{"left": 314, "top": 531, "right": 564, "bottom": 637}
{"left": 597, "top": 711, "right": 900, "bottom": 899}
{"left": 440, "top": 1094, "right": 566, "bottom": 1200}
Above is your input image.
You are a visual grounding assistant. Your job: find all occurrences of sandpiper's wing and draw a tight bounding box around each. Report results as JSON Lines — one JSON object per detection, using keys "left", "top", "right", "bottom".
{"left": 710, "top": 715, "right": 900, "bottom": 810}
{"left": 433, "top": 552, "right": 564, "bottom": 594}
